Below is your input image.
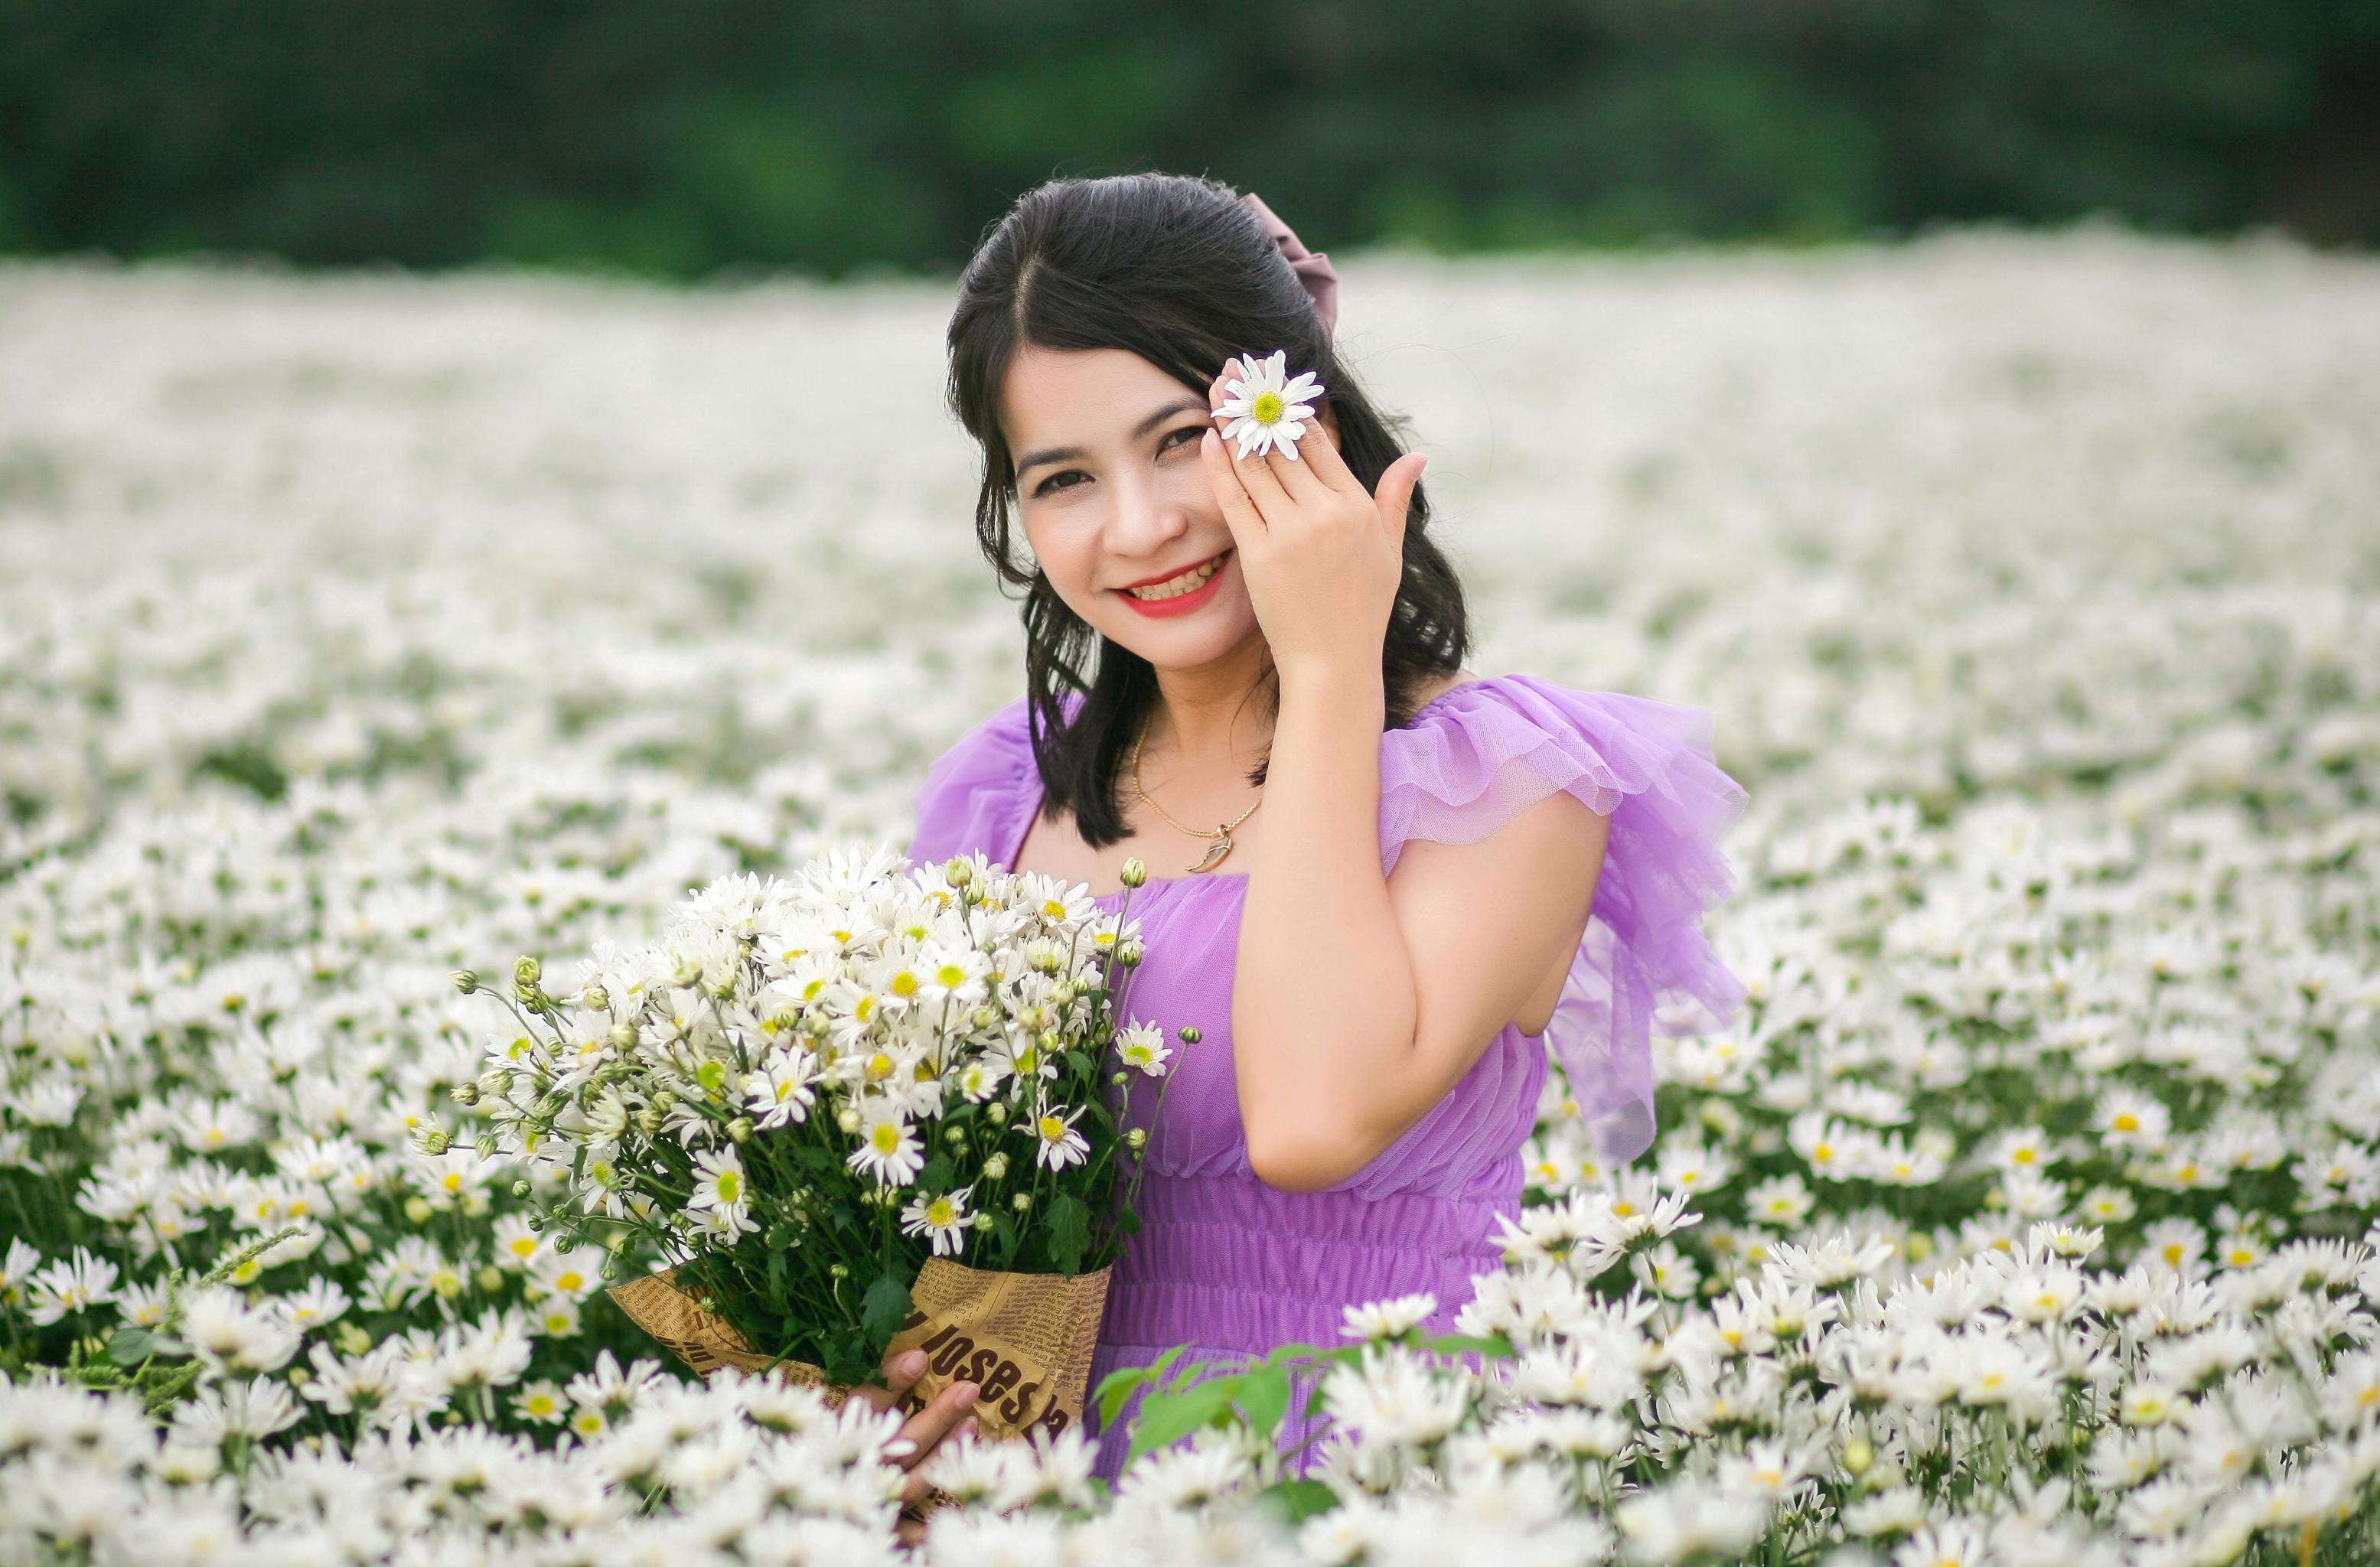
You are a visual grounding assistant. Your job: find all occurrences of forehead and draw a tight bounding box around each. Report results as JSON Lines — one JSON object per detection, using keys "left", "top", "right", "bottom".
{"left": 999, "top": 346, "right": 1188, "bottom": 449}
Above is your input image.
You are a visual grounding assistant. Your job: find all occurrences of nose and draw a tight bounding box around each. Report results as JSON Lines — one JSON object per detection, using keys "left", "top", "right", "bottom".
{"left": 1106, "top": 464, "right": 1192, "bottom": 560}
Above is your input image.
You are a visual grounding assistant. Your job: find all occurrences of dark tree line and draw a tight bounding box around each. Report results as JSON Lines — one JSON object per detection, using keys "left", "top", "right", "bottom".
{"left": 2, "top": 0, "right": 2372, "bottom": 280}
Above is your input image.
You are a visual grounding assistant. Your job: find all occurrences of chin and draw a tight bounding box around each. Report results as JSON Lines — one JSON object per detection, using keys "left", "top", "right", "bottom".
{"left": 1095, "top": 602, "right": 1259, "bottom": 670}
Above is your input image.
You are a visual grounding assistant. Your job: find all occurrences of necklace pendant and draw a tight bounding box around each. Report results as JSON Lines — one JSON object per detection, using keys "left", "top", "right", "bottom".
{"left": 1185, "top": 829, "right": 1234, "bottom": 875}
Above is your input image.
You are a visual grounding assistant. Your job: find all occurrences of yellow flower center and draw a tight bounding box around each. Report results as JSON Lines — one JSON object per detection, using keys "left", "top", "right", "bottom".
{"left": 928, "top": 1199, "right": 955, "bottom": 1226}
{"left": 1251, "top": 391, "right": 1285, "bottom": 423}
{"left": 938, "top": 964, "right": 967, "bottom": 987}
{"left": 872, "top": 1125, "right": 900, "bottom": 1153}
{"left": 891, "top": 971, "right": 918, "bottom": 997}
{"left": 866, "top": 1052, "right": 895, "bottom": 1080}
{"left": 716, "top": 1171, "right": 742, "bottom": 1204}
{"left": 1038, "top": 1116, "right": 1065, "bottom": 1142}
{"left": 2112, "top": 1113, "right": 2140, "bottom": 1132}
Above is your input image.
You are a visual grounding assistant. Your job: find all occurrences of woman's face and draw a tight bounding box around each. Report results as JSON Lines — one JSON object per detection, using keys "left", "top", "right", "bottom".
{"left": 999, "top": 344, "right": 1338, "bottom": 674}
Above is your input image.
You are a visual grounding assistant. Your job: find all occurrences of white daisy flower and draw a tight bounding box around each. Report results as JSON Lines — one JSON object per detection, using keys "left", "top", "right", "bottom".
{"left": 687, "top": 1146, "right": 755, "bottom": 1236}
{"left": 742, "top": 1052, "right": 820, "bottom": 1129}
{"left": 849, "top": 1100, "right": 926, "bottom": 1186}
{"left": 1026, "top": 1104, "right": 1089, "bottom": 1172}
{"left": 1340, "top": 1292, "right": 1439, "bottom": 1342}
{"left": 900, "top": 1184, "right": 974, "bottom": 1258}
{"left": 1114, "top": 1021, "right": 1173, "bottom": 1077}
{"left": 1214, "top": 350, "right": 1324, "bottom": 461}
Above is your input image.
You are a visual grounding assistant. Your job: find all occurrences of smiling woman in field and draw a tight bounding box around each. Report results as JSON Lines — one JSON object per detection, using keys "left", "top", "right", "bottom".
{"left": 869, "top": 171, "right": 1749, "bottom": 1499}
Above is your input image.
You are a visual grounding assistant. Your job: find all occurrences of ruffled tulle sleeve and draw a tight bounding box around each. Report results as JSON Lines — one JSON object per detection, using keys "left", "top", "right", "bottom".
{"left": 905, "top": 696, "right": 1042, "bottom": 868}
{"left": 1380, "top": 675, "right": 1750, "bottom": 1162}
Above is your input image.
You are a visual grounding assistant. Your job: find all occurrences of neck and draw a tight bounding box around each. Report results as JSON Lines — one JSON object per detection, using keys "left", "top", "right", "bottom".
{"left": 1143, "top": 632, "right": 1279, "bottom": 776}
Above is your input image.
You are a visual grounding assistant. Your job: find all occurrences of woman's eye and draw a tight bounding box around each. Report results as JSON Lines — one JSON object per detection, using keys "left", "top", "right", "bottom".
{"left": 1031, "top": 428, "right": 1204, "bottom": 498}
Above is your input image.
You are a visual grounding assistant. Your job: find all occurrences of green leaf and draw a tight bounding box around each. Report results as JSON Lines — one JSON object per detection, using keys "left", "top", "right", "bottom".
{"left": 107, "top": 1328, "right": 163, "bottom": 1368}
{"left": 859, "top": 1269, "right": 912, "bottom": 1347}
{"left": 1263, "top": 1341, "right": 1326, "bottom": 1369}
{"left": 1047, "top": 1192, "right": 1090, "bottom": 1275}
{"left": 1094, "top": 1364, "right": 1152, "bottom": 1426}
{"left": 1257, "top": 1478, "right": 1341, "bottom": 1526}
{"left": 1126, "top": 1377, "right": 1234, "bottom": 1467}
{"left": 1235, "top": 1363, "right": 1293, "bottom": 1438}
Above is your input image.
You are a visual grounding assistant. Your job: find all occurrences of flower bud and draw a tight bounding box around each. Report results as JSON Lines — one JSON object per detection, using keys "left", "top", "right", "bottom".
{"left": 581, "top": 984, "right": 609, "bottom": 1012}
{"left": 1125, "top": 1127, "right": 1147, "bottom": 1149}
{"left": 727, "top": 1117, "right": 755, "bottom": 1145}
{"left": 1110, "top": 1070, "right": 1129, "bottom": 1088}
{"left": 1119, "top": 858, "right": 1147, "bottom": 888}
{"left": 404, "top": 1196, "right": 435, "bottom": 1225}
{"left": 422, "top": 1129, "right": 451, "bottom": 1155}
{"left": 1116, "top": 940, "right": 1144, "bottom": 967}
{"left": 1177, "top": 1025, "right": 1201, "bottom": 1044}
{"left": 1012, "top": 1192, "right": 1032, "bottom": 1211}
{"left": 650, "top": 1090, "right": 677, "bottom": 1115}
{"left": 1844, "top": 1437, "right": 1874, "bottom": 1476}
{"left": 477, "top": 1266, "right": 504, "bottom": 1295}
{"left": 944, "top": 1125, "right": 968, "bottom": 1146}
{"left": 450, "top": 1082, "right": 480, "bottom": 1107}
{"left": 608, "top": 1023, "right": 637, "bottom": 1050}
{"left": 836, "top": 1106, "right": 861, "bottom": 1134}
{"left": 970, "top": 1004, "right": 999, "bottom": 1029}
{"left": 476, "top": 1135, "right": 498, "bottom": 1160}
{"left": 982, "top": 1152, "right": 1009, "bottom": 1180}
{"left": 514, "top": 956, "right": 542, "bottom": 988}
{"left": 452, "top": 969, "right": 480, "bottom": 995}
{"left": 985, "top": 1103, "right": 1007, "bottom": 1126}
{"left": 511, "top": 1179, "right": 531, "bottom": 1198}
{"left": 527, "top": 1215, "right": 545, "bottom": 1233}
{"left": 944, "top": 857, "right": 974, "bottom": 887}
{"left": 829, "top": 1262, "right": 850, "bottom": 1279}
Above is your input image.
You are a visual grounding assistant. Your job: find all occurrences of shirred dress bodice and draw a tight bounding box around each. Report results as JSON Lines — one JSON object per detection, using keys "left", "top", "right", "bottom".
{"left": 903, "top": 675, "right": 1747, "bottom": 1481}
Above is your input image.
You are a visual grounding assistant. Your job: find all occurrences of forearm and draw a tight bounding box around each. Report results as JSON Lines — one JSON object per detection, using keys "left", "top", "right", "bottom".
{"left": 1233, "top": 662, "right": 1419, "bottom": 1186}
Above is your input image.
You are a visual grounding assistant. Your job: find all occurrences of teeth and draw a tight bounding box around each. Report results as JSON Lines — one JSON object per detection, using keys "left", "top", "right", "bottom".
{"left": 1126, "top": 554, "right": 1224, "bottom": 600}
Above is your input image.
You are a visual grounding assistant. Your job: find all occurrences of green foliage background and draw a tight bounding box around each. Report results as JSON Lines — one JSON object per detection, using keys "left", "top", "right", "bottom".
{"left": 2, "top": 0, "right": 2375, "bottom": 279}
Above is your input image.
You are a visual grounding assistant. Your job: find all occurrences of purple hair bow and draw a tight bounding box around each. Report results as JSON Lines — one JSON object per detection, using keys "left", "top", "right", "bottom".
{"left": 1239, "top": 191, "right": 1339, "bottom": 333}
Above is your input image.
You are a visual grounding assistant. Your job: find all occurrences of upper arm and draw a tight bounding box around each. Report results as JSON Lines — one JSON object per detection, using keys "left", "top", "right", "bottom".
{"left": 1355, "top": 788, "right": 1612, "bottom": 1149}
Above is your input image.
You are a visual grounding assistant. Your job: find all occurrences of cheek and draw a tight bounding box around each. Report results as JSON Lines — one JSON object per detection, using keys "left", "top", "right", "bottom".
{"left": 1022, "top": 516, "right": 1098, "bottom": 600}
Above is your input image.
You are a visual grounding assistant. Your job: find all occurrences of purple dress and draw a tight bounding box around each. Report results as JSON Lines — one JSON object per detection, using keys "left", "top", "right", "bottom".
{"left": 904, "top": 674, "right": 1747, "bottom": 1481}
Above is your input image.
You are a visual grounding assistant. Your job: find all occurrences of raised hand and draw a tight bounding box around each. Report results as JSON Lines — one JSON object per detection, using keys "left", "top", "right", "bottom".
{"left": 1200, "top": 354, "right": 1427, "bottom": 686}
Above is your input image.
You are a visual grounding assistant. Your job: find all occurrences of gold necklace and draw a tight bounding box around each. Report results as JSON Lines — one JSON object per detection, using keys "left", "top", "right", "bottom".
{"left": 1130, "top": 711, "right": 1261, "bottom": 875}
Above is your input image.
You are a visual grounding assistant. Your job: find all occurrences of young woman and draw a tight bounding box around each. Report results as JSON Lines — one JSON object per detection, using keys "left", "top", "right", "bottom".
{"left": 859, "top": 171, "right": 1748, "bottom": 1516}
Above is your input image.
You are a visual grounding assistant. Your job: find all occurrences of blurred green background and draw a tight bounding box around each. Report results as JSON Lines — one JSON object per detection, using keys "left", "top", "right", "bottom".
{"left": 3, "top": 0, "right": 2375, "bottom": 281}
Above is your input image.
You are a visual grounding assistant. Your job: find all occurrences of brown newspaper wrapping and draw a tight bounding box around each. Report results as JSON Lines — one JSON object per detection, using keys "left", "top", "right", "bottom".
{"left": 607, "top": 1257, "right": 1114, "bottom": 1443}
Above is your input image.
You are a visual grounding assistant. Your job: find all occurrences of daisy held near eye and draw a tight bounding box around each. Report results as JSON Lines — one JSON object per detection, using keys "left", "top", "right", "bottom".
{"left": 1214, "top": 350, "right": 1325, "bottom": 461}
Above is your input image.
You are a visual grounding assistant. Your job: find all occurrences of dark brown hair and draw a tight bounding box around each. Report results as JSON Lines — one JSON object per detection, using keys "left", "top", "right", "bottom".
{"left": 946, "top": 171, "right": 1472, "bottom": 848}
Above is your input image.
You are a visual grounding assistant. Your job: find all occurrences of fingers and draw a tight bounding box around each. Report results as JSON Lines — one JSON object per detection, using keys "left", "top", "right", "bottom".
{"left": 1293, "top": 409, "right": 1364, "bottom": 496}
{"left": 883, "top": 1346, "right": 928, "bottom": 1394}
{"left": 1199, "top": 428, "right": 1270, "bottom": 543}
{"left": 892, "top": 1376, "right": 980, "bottom": 1474}
{"left": 1372, "top": 451, "right": 1430, "bottom": 551}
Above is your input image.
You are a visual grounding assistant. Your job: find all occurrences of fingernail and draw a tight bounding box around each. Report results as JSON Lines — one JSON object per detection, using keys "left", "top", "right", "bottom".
{"left": 959, "top": 1417, "right": 980, "bottom": 1442}
{"left": 898, "top": 1350, "right": 926, "bottom": 1377}
{"left": 955, "top": 1381, "right": 980, "bottom": 1407}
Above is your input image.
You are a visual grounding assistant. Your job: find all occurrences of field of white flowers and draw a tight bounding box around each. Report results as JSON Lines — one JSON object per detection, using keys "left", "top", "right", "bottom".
{"left": 3, "top": 226, "right": 2378, "bottom": 1565}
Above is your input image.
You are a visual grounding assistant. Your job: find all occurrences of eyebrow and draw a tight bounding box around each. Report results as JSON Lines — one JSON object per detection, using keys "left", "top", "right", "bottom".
{"left": 1013, "top": 396, "right": 1211, "bottom": 479}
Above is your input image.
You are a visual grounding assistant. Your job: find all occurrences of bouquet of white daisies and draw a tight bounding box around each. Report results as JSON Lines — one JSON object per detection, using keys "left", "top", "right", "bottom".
{"left": 449, "top": 845, "right": 1174, "bottom": 1438}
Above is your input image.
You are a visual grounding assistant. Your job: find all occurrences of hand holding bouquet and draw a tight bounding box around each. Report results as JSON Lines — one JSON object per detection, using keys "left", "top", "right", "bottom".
{"left": 452, "top": 845, "right": 1174, "bottom": 1441}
